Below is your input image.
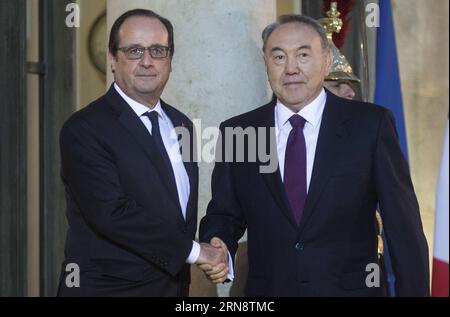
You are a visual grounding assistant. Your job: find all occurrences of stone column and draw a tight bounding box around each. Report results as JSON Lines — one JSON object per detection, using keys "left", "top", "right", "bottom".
{"left": 393, "top": 0, "right": 449, "bottom": 268}
{"left": 39, "top": 0, "right": 78, "bottom": 297}
{"left": 0, "top": 0, "right": 27, "bottom": 297}
{"left": 107, "top": 0, "right": 276, "bottom": 296}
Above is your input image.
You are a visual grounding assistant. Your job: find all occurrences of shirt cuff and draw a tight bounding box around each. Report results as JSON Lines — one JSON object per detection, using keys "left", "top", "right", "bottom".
{"left": 186, "top": 240, "right": 201, "bottom": 264}
{"left": 226, "top": 251, "right": 234, "bottom": 281}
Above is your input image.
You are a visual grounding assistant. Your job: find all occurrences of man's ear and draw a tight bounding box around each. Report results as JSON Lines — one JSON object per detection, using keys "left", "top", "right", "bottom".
{"left": 324, "top": 50, "right": 333, "bottom": 76}
{"left": 108, "top": 52, "right": 116, "bottom": 74}
{"left": 263, "top": 53, "right": 270, "bottom": 74}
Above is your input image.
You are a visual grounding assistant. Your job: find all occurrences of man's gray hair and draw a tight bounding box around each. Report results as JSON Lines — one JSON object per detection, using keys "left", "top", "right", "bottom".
{"left": 262, "top": 14, "right": 330, "bottom": 53}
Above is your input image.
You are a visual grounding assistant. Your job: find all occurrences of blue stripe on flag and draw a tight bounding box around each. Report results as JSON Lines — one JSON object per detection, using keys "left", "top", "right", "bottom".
{"left": 374, "top": 0, "right": 408, "bottom": 160}
{"left": 374, "top": 0, "right": 408, "bottom": 297}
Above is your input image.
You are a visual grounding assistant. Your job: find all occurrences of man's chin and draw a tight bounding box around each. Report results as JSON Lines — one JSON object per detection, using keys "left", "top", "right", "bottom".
{"left": 277, "top": 96, "right": 308, "bottom": 111}
{"left": 134, "top": 84, "right": 158, "bottom": 95}
{"left": 279, "top": 94, "right": 305, "bottom": 105}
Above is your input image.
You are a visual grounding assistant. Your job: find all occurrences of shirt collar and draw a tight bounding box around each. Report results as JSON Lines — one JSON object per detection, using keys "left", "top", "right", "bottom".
{"left": 275, "top": 88, "right": 327, "bottom": 129}
{"left": 114, "top": 82, "right": 165, "bottom": 120}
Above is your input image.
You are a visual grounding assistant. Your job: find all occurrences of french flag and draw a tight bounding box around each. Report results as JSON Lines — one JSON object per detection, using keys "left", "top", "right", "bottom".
{"left": 374, "top": 0, "right": 406, "bottom": 297}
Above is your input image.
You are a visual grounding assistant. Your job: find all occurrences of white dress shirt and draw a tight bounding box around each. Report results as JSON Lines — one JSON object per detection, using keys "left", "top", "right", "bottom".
{"left": 114, "top": 83, "right": 200, "bottom": 264}
{"left": 275, "top": 89, "right": 327, "bottom": 191}
{"left": 227, "top": 90, "right": 327, "bottom": 281}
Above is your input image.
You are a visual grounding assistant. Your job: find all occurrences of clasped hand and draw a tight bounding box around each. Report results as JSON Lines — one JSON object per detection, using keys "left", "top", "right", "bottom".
{"left": 195, "top": 237, "right": 229, "bottom": 284}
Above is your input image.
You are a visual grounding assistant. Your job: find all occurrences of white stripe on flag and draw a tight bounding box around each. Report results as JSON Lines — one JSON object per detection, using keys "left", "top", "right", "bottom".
{"left": 433, "top": 120, "right": 449, "bottom": 263}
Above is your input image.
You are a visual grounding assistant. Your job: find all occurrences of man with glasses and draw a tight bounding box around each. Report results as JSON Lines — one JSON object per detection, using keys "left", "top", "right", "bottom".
{"left": 57, "top": 9, "right": 227, "bottom": 297}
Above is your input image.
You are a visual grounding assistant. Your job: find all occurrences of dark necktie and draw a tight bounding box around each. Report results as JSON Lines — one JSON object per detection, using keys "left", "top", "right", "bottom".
{"left": 144, "top": 111, "right": 177, "bottom": 189}
{"left": 284, "top": 115, "right": 307, "bottom": 225}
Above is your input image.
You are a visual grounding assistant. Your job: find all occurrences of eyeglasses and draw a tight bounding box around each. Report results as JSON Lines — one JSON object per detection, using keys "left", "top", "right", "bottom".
{"left": 117, "top": 45, "right": 171, "bottom": 60}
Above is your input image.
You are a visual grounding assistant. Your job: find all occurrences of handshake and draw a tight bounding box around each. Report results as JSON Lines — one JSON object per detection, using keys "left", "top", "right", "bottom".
{"left": 195, "top": 237, "right": 229, "bottom": 284}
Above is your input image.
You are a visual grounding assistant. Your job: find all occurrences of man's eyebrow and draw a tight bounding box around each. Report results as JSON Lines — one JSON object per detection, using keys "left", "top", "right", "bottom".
{"left": 270, "top": 47, "right": 284, "bottom": 53}
{"left": 298, "top": 45, "right": 312, "bottom": 50}
{"left": 270, "top": 45, "right": 312, "bottom": 53}
{"left": 120, "top": 43, "right": 141, "bottom": 48}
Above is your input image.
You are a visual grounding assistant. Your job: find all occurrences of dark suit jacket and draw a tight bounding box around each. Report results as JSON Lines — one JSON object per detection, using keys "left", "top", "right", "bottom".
{"left": 200, "top": 90, "right": 429, "bottom": 297}
{"left": 57, "top": 85, "right": 198, "bottom": 297}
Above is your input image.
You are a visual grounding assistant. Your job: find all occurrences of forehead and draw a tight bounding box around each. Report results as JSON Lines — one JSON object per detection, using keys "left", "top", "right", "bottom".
{"left": 267, "top": 22, "right": 322, "bottom": 51}
{"left": 118, "top": 16, "right": 168, "bottom": 45}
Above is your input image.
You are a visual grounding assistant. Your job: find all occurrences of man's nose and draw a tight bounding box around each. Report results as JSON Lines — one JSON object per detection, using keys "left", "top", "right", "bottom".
{"left": 139, "top": 49, "right": 154, "bottom": 67}
{"left": 284, "top": 56, "right": 299, "bottom": 74}
{"left": 341, "top": 84, "right": 355, "bottom": 100}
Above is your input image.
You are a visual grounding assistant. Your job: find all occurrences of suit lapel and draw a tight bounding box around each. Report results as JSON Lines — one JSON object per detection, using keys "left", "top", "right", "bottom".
{"left": 297, "top": 92, "right": 350, "bottom": 235}
{"left": 105, "top": 86, "right": 182, "bottom": 216}
{"left": 258, "top": 100, "right": 299, "bottom": 229}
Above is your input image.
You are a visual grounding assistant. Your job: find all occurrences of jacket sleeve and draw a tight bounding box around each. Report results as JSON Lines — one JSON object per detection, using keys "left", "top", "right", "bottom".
{"left": 374, "top": 109, "right": 430, "bottom": 296}
{"left": 199, "top": 122, "right": 247, "bottom": 262}
{"left": 60, "top": 117, "right": 193, "bottom": 276}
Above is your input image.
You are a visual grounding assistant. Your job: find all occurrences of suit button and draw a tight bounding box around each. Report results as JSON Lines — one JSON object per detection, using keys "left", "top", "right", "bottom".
{"left": 295, "top": 243, "right": 304, "bottom": 251}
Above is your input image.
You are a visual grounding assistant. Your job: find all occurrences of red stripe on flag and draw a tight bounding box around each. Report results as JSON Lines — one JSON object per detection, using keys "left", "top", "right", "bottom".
{"left": 432, "top": 258, "right": 449, "bottom": 297}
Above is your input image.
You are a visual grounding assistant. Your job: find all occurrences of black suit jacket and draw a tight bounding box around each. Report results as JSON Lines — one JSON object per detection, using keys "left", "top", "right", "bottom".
{"left": 57, "top": 85, "right": 198, "bottom": 297}
{"left": 200, "top": 91, "right": 429, "bottom": 297}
